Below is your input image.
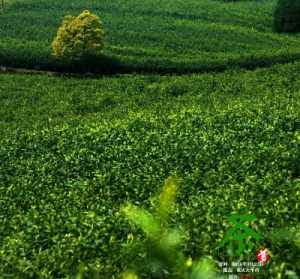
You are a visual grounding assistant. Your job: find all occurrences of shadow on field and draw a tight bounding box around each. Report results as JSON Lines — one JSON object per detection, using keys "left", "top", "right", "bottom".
{"left": 2, "top": 50, "right": 300, "bottom": 78}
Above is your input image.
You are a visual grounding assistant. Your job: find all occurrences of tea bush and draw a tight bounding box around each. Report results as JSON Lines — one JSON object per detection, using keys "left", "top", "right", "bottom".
{"left": 52, "top": 10, "right": 104, "bottom": 64}
{"left": 1, "top": 102, "right": 300, "bottom": 278}
{"left": 274, "top": 0, "right": 300, "bottom": 32}
{"left": 1, "top": 61, "right": 300, "bottom": 278}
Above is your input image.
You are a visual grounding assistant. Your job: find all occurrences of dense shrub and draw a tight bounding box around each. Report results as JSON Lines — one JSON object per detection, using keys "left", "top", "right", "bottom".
{"left": 2, "top": 62, "right": 300, "bottom": 278}
{"left": 1, "top": 103, "right": 300, "bottom": 277}
{"left": 52, "top": 10, "right": 105, "bottom": 64}
{"left": 274, "top": 0, "right": 300, "bottom": 33}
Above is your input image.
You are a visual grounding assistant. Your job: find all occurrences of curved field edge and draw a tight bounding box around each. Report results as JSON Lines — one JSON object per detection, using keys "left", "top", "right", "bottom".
{"left": 1, "top": 62, "right": 300, "bottom": 277}
{"left": 2, "top": 0, "right": 300, "bottom": 73}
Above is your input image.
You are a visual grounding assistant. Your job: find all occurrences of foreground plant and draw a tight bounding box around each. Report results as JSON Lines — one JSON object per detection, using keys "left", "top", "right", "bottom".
{"left": 121, "top": 176, "right": 220, "bottom": 279}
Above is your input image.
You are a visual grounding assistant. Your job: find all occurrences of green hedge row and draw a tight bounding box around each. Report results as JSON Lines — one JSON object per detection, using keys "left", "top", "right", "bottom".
{"left": 1, "top": 0, "right": 300, "bottom": 73}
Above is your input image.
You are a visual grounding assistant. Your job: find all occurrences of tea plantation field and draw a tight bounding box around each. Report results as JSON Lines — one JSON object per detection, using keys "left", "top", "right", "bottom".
{"left": 1, "top": 61, "right": 300, "bottom": 278}
{"left": 1, "top": 0, "right": 300, "bottom": 73}
{"left": 1, "top": 0, "right": 300, "bottom": 278}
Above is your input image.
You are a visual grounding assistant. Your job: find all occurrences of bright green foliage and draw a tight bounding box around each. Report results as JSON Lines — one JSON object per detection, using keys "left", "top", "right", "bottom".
{"left": 157, "top": 176, "right": 178, "bottom": 221}
{"left": 1, "top": 1, "right": 300, "bottom": 279}
{"left": 122, "top": 178, "right": 219, "bottom": 279}
{"left": 52, "top": 10, "right": 104, "bottom": 64}
{"left": 1, "top": 62, "right": 300, "bottom": 278}
{"left": 121, "top": 177, "right": 185, "bottom": 278}
{"left": 122, "top": 203, "right": 161, "bottom": 237}
{"left": 274, "top": 0, "right": 300, "bottom": 32}
{"left": 2, "top": 0, "right": 300, "bottom": 73}
{"left": 190, "top": 259, "right": 219, "bottom": 279}
{"left": 122, "top": 271, "right": 139, "bottom": 279}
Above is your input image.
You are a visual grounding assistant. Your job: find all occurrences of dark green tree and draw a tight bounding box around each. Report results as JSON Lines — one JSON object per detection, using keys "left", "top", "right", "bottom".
{"left": 274, "top": 0, "right": 300, "bottom": 33}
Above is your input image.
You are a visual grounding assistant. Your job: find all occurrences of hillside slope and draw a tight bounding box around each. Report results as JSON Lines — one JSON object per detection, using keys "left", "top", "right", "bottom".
{"left": 1, "top": 0, "right": 300, "bottom": 72}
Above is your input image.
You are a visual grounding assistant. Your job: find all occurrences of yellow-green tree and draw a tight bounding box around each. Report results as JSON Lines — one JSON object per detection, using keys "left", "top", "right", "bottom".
{"left": 52, "top": 10, "right": 104, "bottom": 64}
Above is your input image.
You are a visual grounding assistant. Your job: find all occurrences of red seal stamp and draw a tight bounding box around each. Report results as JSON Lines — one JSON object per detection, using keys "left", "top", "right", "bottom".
{"left": 256, "top": 248, "right": 270, "bottom": 265}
